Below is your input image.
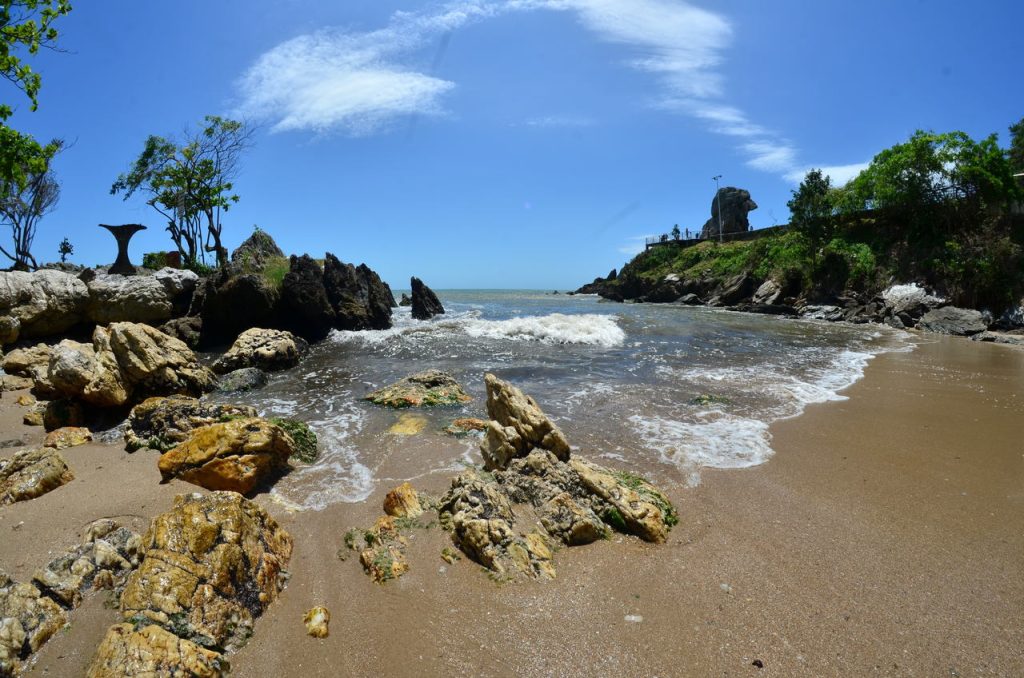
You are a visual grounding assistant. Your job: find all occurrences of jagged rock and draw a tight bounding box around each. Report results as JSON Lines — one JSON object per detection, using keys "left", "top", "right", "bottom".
{"left": 398, "top": 293, "right": 412, "bottom": 306}
{"left": 322, "top": 254, "right": 393, "bottom": 331}
{"left": 212, "top": 328, "right": 305, "bottom": 374}
{"left": 278, "top": 255, "right": 335, "bottom": 342}
{"left": 800, "top": 305, "right": 845, "bottom": 322}
{"left": 231, "top": 229, "right": 285, "bottom": 272}
{"left": 364, "top": 370, "right": 471, "bottom": 408}
{"left": 410, "top": 277, "right": 444, "bottom": 320}
{"left": 0, "top": 447, "right": 74, "bottom": 504}
{"left": 677, "top": 293, "right": 702, "bottom": 305}
{"left": 881, "top": 283, "right": 944, "bottom": 320}
{"left": 444, "top": 417, "right": 488, "bottom": 436}
{"left": 0, "top": 269, "right": 88, "bottom": 340}
{"left": 87, "top": 623, "right": 226, "bottom": 678}
{"left": 215, "top": 367, "right": 269, "bottom": 393}
{"left": 157, "top": 418, "right": 295, "bottom": 494}
{"left": 570, "top": 458, "right": 675, "bottom": 544}
{"left": 43, "top": 426, "right": 92, "bottom": 449}
{"left": 0, "top": 571, "right": 67, "bottom": 676}
{"left": 2, "top": 343, "right": 52, "bottom": 387}
{"left": 699, "top": 187, "right": 758, "bottom": 239}
{"left": 437, "top": 472, "right": 556, "bottom": 580}
{"left": 752, "top": 279, "right": 782, "bottom": 305}
{"left": 160, "top": 316, "right": 203, "bottom": 349}
{"left": 383, "top": 482, "right": 423, "bottom": 518}
{"left": 356, "top": 516, "right": 410, "bottom": 583}
{"left": 124, "top": 395, "right": 258, "bottom": 452}
{"left": 199, "top": 273, "right": 279, "bottom": 346}
{"left": 303, "top": 607, "right": 330, "bottom": 639}
{"left": 32, "top": 520, "right": 143, "bottom": 608}
{"left": 107, "top": 322, "right": 216, "bottom": 400}
{"left": 480, "top": 373, "right": 570, "bottom": 470}
{"left": 0, "top": 315, "right": 19, "bottom": 344}
{"left": 84, "top": 269, "right": 198, "bottom": 324}
{"left": 715, "top": 273, "right": 757, "bottom": 306}
{"left": 917, "top": 306, "right": 988, "bottom": 336}
{"left": 92, "top": 491, "right": 292, "bottom": 673}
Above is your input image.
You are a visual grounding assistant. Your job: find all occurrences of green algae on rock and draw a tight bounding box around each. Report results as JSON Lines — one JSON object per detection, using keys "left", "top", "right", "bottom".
{"left": 364, "top": 369, "right": 471, "bottom": 408}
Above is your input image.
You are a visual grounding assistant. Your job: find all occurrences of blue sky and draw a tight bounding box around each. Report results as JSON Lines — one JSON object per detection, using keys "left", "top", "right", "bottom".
{"left": 6, "top": 0, "right": 1022, "bottom": 289}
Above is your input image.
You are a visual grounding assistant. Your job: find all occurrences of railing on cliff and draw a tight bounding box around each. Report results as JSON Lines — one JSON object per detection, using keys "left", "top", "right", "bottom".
{"left": 644, "top": 224, "right": 787, "bottom": 251}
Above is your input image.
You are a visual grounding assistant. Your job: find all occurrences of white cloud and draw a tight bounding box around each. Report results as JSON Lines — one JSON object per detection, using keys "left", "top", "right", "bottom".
{"left": 235, "top": 0, "right": 863, "bottom": 180}
{"left": 618, "top": 234, "right": 656, "bottom": 255}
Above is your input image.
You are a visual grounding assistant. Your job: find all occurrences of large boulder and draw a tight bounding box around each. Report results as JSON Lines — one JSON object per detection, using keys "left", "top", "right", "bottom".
{"left": 410, "top": 276, "right": 444, "bottom": 320}
{"left": 278, "top": 255, "right": 335, "bottom": 341}
{"left": 212, "top": 328, "right": 305, "bottom": 374}
{"left": 157, "top": 417, "right": 295, "bottom": 494}
{"left": 699, "top": 187, "right": 758, "bottom": 239}
{"left": 364, "top": 370, "right": 471, "bottom": 408}
{"left": 230, "top": 229, "right": 285, "bottom": 272}
{"left": 0, "top": 269, "right": 88, "bottom": 341}
{"left": 712, "top": 273, "right": 756, "bottom": 306}
{"left": 480, "top": 373, "right": 570, "bottom": 470}
{"left": 199, "top": 273, "right": 279, "bottom": 346}
{"left": 84, "top": 269, "right": 198, "bottom": 324}
{"left": 0, "top": 447, "right": 74, "bottom": 504}
{"left": 2, "top": 343, "right": 52, "bottom": 388}
{"left": 88, "top": 491, "right": 293, "bottom": 676}
{"left": 322, "top": 254, "right": 393, "bottom": 331}
{"left": 917, "top": 306, "right": 989, "bottom": 336}
{"left": 124, "top": 395, "right": 258, "bottom": 452}
{"left": 159, "top": 315, "right": 203, "bottom": 348}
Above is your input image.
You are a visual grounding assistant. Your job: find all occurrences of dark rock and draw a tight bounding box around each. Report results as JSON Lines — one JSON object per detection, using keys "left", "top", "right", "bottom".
{"left": 642, "top": 281, "right": 682, "bottom": 303}
{"left": 199, "top": 274, "right": 279, "bottom": 346}
{"left": 971, "top": 331, "right": 1024, "bottom": 346}
{"left": 410, "top": 277, "right": 445, "bottom": 320}
{"left": 731, "top": 303, "right": 798, "bottom": 316}
{"left": 159, "top": 316, "right": 202, "bottom": 348}
{"left": 599, "top": 289, "right": 624, "bottom": 303}
{"left": 216, "top": 367, "right": 269, "bottom": 393}
{"left": 230, "top": 229, "right": 285, "bottom": 272}
{"left": 676, "top": 293, "right": 702, "bottom": 305}
{"left": 278, "top": 255, "right": 335, "bottom": 341}
{"left": 752, "top": 280, "right": 782, "bottom": 306}
{"left": 716, "top": 273, "right": 756, "bottom": 306}
{"left": 917, "top": 307, "right": 988, "bottom": 336}
{"left": 322, "top": 254, "right": 393, "bottom": 331}
{"left": 399, "top": 293, "right": 412, "bottom": 306}
{"left": 699, "top": 187, "right": 758, "bottom": 239}
{"left": 606, "top": 268, "right": 617, "bottom": 281}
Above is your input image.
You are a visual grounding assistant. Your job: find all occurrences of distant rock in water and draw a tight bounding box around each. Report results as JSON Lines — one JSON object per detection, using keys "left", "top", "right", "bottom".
{"left": 365, "top": 369, "right": 470, "bottom": 408}
{"left": 410, "top": 276, "right": 444, "bottom": 320}
{"left": 399, "top": 293, "right": 412, "bottom": 306}
{"left": 278, "top": 255, "right": 335, "bottom": 341}
{"left": 231, "top": 228, "right": 284, "bottom": 272}
{"left": 700, "top": 187, "right": 758, "bottom": 239}
{"left": 574, "top": 268, "right": 617, "bottom": 295}
{"left": 322, "top": 254, "right": 393, "bottom": 331}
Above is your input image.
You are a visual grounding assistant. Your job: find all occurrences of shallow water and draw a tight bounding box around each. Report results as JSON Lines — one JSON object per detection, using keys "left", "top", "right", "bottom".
{"left": 209, "top": 290, "right": 911, "bottom": 510}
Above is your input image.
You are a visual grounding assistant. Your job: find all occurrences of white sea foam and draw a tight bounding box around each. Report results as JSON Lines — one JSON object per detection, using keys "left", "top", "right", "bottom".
{"left": 332, "top": 311, "right": 625, "bottom": 347}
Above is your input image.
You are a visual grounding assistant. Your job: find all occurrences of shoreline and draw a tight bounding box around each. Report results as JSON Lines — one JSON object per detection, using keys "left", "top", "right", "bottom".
{"left": 2, "top": 334, "right": 1021, "bottom": 676}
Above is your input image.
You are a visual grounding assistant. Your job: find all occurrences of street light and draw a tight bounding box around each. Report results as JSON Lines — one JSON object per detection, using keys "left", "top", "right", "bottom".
{"left": 712, "top": 174, "right": 723, "bottom": 243}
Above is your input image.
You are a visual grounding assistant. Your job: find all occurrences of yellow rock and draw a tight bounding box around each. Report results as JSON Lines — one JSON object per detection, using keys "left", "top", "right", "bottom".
{"left": 0, "top": 448, "right": 74, "bottom": 505}
{"left": 87, "top": 623, "right": 225, "bottom": 678}
{"left": 15, "top": 394, "right": 35, "bottom": 407}
{"left": 388, "top": 413, "right": 428, "bottom": 435}
{"left": 382, "top": 482, "right": 423, "bottom": 518}
{"left": 303, "top": 606, "right": 330, "bottom": 638}
{"left": 22, "top": 410, "right": 42, "bottom": 427}
{"left": 44, "top": 426, "right": 93, "bottom": 450}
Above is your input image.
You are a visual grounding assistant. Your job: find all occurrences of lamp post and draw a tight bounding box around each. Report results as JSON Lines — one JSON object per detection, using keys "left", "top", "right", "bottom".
{"left": 712, "top": 175, "right": 723, "bottom": 243}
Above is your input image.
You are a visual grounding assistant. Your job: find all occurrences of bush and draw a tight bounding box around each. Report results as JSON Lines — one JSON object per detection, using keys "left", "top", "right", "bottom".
{"left": 142, "top": 251, "right": 171, "bottom": 270}
{"left": 262, "top": 256, "right": 290, "bottom": 290}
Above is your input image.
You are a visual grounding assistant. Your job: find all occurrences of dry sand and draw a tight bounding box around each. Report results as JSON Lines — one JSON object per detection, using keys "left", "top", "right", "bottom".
{"left": 2, "top": 334, "right": 1022, "bottom": 677}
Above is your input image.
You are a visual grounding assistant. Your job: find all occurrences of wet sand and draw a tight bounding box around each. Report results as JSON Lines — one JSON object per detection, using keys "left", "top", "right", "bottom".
{"left": 3, "top": 334, "right": 1022, "bottom": 677}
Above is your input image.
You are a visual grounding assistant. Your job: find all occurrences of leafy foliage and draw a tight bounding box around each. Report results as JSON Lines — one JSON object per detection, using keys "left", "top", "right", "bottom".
{"left": 57, "top": 234, "right": 70, "bottom": 261}
{"left": 0, "top": 137, "right": 59, "bottom": 269}
{"left": 1008, "top": 116, "right": 1024, "bottom": 174}
{"left": 787, "top": 169, "right": 835, "bottom": 257}
{"left": 0, "top": 0, "right": 72, "bottom": 121}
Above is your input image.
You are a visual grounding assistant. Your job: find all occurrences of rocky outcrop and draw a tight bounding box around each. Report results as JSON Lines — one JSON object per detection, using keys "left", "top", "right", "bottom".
{"left": 199, "top": 273, "right": 280, "bottom": 347}
{"left": 88, "top": 492, "right": 293, "bottom": 676}
{"left": 398, "top": 293, "right": 411, "bottom": 307}
{"left": 212, "top": 328, "right": 305, "bottom": 374}
{"left": 480, "top": 373, "right": 570, "bottom": 470}
{"left": 322, "top": 254, "right": 393, "bottom": 331}
{"left": 700, "top": 187, "right": 758, "bottom": 239}
{"left": 917, "top": 306, "right": 989, "bottom": 336}
{"left": 574, "top": 268, "right": 618, "bottom": 295}
{"left": 410, "top": 277, "right": 444, "bottom": 320}
{"left": 0, "top": 570, "right": 67, "bottom": 676}
{"left": 364, "top": 370, "right": 471, "bottom": 408}
{"left": 215, "top": 367, "right": 269, "bottom": 393}
{"left": 231, "top": 229, "right": 285, "bottom": 272}
{"left": 278, "top": 255, "right": 335, "bottom": 341}
{"left": 84, "top": 269, "right": 198, "bottom": 324}
{"left": 40, "top": 322, "right": 216, "bottom": 410}
{"left": 972, "top": 330, "right": 1024, "bottom": 346}
{"left": 124, "top": 395, "right": 257, "bottom": 452}
{"left": 0, "top": 447, "right": 74, "bottom": 504}
{"left": 0, "top": 269, "right": 88, "bottom": 342}
{"left": 157, "top": 418, "right": 295, "bottom": 494}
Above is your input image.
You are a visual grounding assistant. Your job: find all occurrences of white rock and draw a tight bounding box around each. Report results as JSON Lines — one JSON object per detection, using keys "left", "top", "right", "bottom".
{"left": 0, "top": 270, "right": 88, "bottom": 338}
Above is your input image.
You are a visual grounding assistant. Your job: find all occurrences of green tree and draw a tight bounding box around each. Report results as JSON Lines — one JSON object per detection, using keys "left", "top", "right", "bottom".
{"left": 787, "top": 168, "right": 834, "bottom": 258}
{"left": 1010, "top": 116, "right": 1024, "bottom": 173}
{"left": 112, "top": 116, "right": 253, "bottom": 270}
{"left": 57, "top": 234, "right": 70, "bottom": 261}
{"left": 671, "top": 224, "right": 680, "bottom": 240}
{"left": 0, "top": 138, "right": 60, "bottom": 270}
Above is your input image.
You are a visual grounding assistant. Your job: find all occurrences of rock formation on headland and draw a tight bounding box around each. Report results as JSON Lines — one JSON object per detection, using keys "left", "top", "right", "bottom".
{"left": 699, "top": 187, "right": 758, "bottom": 239}
{"left": 410, "top": 276, "right": 444, "bottom": 320}
{"left": 277, "top": 255, "right": 336, "bottom": 342}
{"left": 322, "top": 254, "right": 394, "bottom": 330}
{"left": 87, "top": 492, "right": 293, "bottom": 677}
{"left": 230, "top": 228, "right": 285, "bottom": 272}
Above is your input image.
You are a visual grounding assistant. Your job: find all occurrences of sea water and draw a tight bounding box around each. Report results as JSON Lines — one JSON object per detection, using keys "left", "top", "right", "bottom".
{"left": 209, "top": 290, "right": 911, "bottom": 510}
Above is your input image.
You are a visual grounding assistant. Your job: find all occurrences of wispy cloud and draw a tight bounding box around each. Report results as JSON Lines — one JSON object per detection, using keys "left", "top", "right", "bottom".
{"left": 235, "top": 0, "right": 863, "bottom": 182}
{"left": 619, "top": 234, "right": 656, "bottom": 255}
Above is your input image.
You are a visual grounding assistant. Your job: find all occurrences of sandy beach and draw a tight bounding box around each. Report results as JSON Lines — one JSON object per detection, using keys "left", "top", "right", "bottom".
{"left": 3, "top": 333, "right": 1021, "bottom": 677}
